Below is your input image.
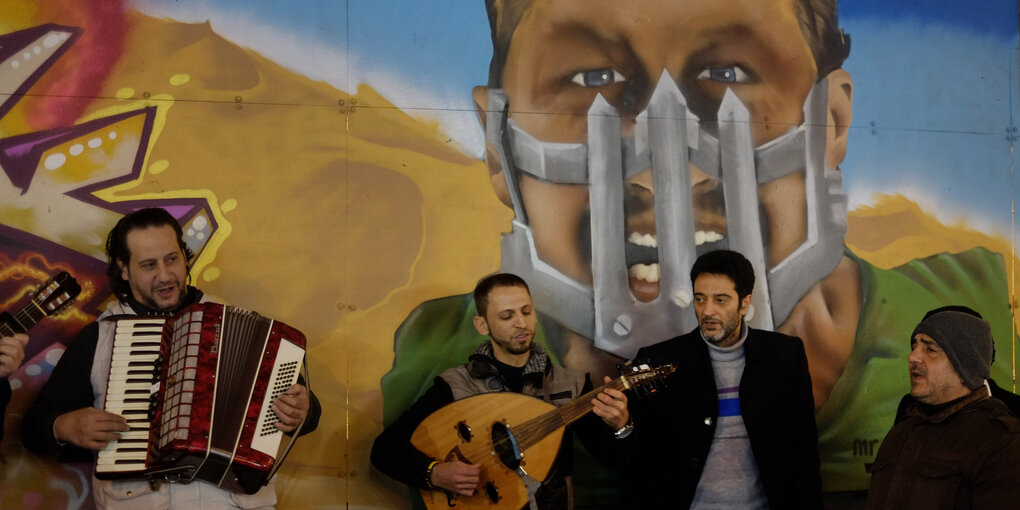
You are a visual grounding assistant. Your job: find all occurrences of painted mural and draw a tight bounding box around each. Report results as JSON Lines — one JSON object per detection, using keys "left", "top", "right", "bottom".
{"left": 0, "top": 0, "right": 1017, "bottom": 508}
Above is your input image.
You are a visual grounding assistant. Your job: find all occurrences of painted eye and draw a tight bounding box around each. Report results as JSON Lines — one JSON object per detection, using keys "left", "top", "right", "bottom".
{"left": 696, "top": 65, "right": 751, "bottom": 84}
{"left": 570, "top": 68, "right": 628, "bottom": 87}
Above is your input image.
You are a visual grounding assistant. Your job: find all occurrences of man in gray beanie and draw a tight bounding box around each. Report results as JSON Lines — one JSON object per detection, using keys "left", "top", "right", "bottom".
{"left": 893, "top": 305, "right": 1020, "bottom": 422}
{"left": 867, "top": 307, "right": 1020, "bottom": 509}
{"left": 909, "top": 309, "right": 994, "bottom": 401}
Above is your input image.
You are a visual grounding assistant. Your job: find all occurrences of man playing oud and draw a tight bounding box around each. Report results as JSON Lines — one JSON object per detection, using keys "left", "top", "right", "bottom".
{"left": 371, "top": 273, "right": 629, "bottom": 509}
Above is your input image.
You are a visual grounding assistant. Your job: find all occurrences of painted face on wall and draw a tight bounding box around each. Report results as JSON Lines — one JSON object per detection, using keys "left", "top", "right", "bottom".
{"left": 473, "top": 284, "right": 538, "bottom": 364}
{"left": 475, "top": 0, "right": 853, "bottom": 355}
{"left": 693, "top": 273, "right": 751, "bottom": 348}
{"left": 118, "top": 224, "right": 189, "bottom": 312}
{"left": 908, "top": 333, "right": 969, "bottom": 405}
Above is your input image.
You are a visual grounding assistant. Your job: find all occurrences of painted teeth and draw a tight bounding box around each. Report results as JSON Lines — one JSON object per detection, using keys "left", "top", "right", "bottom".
{"left": 629, "top": 263, "right": 660, "bottom": 283}
{"left": 628, "top": 231, "right": 724, "bottom": 248}
{"left": 695, "top": 230, "right": 723, "bottom": 246}
{"left": 626, "top": 231, "right": 724, "bottom": 286}
{"left": 628, "top": 232, "right": 657, "bottom": 247}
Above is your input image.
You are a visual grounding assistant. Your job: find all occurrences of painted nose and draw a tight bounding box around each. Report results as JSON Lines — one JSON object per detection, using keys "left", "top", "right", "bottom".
{"left": 624, "top": 170, "right": 657, "bottom": 237}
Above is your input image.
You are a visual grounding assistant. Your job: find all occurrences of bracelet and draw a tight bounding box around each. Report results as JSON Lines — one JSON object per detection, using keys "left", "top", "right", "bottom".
{"left": 53, "top": 419, "right": 67, "bottom": 446}
{"left": 424, "top": 460, "right": 439, "bottom": 489}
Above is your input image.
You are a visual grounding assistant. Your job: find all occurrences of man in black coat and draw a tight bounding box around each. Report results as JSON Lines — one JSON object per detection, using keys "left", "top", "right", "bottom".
{"left": 606, "top": 249, "right": 822, "bottom": 508}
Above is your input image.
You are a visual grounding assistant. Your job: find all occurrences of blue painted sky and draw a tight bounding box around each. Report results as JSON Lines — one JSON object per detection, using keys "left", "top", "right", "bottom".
{"left": 841, "top": 0, "right": 1017, "bottom": 38}
{"left": 131, "top": 0, "right": 1019, "bottom": 236}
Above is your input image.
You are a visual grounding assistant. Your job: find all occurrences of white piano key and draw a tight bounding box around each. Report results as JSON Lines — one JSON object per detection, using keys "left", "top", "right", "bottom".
{"left": 114, "top": 332, "right": 162, "bottom": 342}
{"left": 95, "top": 454, "right": 147, "bottom": 467}
{"left": 113, "top": 346, "right": 160, "bottom": 356}
{"left": 109, "top": 366, "right": 155, "bottom": 374}
{"left": 110, "top": 354, "right": 159, "bottom": 367}
{"left": 116, "top": 431, "right": 150, "bottom": 441}
{"left": 103, "top": 405, "right": 147, "bottom": 414}
{"left": 110, "top": 382, "right": 154, "bottom": 392}
{"left": 96, "top": 462, "right": 147, "bottom": 473}
{"left": 108, "top": 375, "right": 156, "bottom": 384}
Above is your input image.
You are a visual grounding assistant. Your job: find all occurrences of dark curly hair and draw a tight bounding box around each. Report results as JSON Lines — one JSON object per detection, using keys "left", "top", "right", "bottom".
{"left": 105, "top": 208, "right": 193, "bottom": 299}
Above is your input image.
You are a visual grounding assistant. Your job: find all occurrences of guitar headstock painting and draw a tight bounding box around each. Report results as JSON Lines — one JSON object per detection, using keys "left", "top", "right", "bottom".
{"left": 0, "top": 271, "right": 82, "bottom": 336}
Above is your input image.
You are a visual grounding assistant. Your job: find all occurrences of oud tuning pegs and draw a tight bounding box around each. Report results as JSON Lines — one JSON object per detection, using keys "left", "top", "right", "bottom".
{"left": 618, "top": 359, "right": 672, "bottom": 399}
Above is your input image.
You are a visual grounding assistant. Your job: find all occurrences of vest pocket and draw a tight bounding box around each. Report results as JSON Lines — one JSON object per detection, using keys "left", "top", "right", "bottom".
{"left": 229, "top": 477, "right": 278, "bottom": 509}
{"left": 93, "top": 479, "right": 168, "bottom": 510}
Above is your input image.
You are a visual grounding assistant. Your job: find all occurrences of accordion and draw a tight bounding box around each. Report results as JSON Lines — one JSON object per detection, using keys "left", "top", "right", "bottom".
{"left": 96, "top": 302, "right": 307, "bottom": 494}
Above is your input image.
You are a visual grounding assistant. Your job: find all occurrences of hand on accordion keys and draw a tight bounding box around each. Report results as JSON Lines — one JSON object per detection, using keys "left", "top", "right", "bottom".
{"left": 53, "top": 407, "right": 130, "bottom": 451}
{"left": 272, "top": 383, "right": 310, "bottom": 433}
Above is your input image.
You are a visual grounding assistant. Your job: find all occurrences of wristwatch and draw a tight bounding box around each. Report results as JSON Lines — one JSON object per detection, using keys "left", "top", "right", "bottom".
{"left": 613, "top": 420, "right": 634, "bottom": 439}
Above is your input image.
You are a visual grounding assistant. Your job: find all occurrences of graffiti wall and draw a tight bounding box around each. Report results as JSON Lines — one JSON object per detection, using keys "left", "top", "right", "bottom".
{"left": 0, "top": 0, "right": 1017, "bottom": 508}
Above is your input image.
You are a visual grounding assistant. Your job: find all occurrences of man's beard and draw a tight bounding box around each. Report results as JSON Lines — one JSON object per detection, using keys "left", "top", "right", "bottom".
{"left": 152, "top": 295, "right": 185, "bottom": 313}
{"left": 700, "top": 316, "right": 741, "bottom": 345}
{"left": 141, "top": 282, "right": 186, "bottom": 313}
{"left": 493, "top": 335, "right": 532, "bottom": 355}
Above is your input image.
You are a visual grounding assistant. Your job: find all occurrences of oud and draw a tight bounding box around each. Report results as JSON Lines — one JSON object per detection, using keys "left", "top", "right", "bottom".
{"left": 411, "top": 363, "right": 673, "bottom": 509}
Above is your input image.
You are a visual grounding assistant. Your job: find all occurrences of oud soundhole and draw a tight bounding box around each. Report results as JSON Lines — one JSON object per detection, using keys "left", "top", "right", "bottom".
{"left": 484, "top": 481, "right": 500, "bottom": 503}
{"left": 490, "top": 422, "right": 521, "bottom": 471}
{"left": 456, "top": 421, "right": 472, "bottom": 443}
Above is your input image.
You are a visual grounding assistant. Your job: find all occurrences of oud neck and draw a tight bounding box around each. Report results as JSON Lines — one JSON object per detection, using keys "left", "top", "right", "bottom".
{"left": 556, "top": 376, "right": 628, "bottom": 426}
{"left": 511, "top": 376, "right": 629, "bottom": 452}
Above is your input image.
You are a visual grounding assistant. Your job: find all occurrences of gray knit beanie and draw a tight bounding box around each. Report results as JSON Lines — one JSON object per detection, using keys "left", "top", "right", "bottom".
{"left": 911, "top": 310, "right": 993, "bottom": 389}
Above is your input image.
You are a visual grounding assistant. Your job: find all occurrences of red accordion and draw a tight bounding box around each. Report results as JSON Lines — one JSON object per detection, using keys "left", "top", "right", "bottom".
{"left": 96, "top": 302, "right": 307, "bottom": 494}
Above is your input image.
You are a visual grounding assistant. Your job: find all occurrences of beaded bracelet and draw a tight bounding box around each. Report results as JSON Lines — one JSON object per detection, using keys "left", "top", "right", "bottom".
{"left": 424, "top": 460, "right": 439, "bottom": 489}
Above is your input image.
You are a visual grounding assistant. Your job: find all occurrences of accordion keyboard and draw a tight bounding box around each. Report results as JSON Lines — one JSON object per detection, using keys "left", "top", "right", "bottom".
{"left": 96, "top": 316, "right": 167, "bottom": 475}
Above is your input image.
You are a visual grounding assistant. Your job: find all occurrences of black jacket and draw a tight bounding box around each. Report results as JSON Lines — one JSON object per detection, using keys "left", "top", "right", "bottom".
{"left": 600, "top": 327, "right": 823, "bottom": 509}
